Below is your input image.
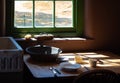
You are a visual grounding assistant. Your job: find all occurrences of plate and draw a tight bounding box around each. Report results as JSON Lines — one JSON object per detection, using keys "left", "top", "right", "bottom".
{"left": 60, "top": 62, "right": 81, "bottom": 72}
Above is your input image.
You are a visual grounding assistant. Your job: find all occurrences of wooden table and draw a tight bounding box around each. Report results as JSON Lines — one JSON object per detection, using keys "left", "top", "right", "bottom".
{"left": 23, "top": 56, "right": 87, "bottom": 78}
{"left": 80, "top": 51, "right": 120, "bottom": 74}
{"left": 23, "top": 51, "right": 120, "bottom": 81}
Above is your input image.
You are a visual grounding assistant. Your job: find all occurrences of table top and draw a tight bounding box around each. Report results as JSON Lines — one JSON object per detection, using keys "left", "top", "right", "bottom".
{"left": 23, "top": 51, "right": 120, "bottom": 78}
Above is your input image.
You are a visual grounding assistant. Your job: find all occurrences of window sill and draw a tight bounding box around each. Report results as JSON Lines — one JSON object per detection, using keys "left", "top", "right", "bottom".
{"left": 15, "top": 37, "right": 87, "bottom": 42}
{"left": 15, "top": 37, "right": 94, "bottom": 52}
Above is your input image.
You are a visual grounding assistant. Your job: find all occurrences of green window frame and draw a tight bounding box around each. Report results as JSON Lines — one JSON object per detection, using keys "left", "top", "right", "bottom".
{"left": 6, "top": 0, "right": 84, "bottom": 38}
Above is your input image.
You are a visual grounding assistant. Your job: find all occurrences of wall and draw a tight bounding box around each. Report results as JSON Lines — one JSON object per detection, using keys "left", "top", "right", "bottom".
{"left": 84, "top": 0, "right": 120, "bottom": 52}
{"left": 0, "top": 0, "right": 120, "bottom": 53}
{"left": 0, "top": 0, "right": 5, "bottom": 36}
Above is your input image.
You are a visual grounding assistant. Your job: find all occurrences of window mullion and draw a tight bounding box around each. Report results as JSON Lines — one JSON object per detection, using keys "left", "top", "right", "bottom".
{"left": 33, "top": 0, "right": 35, "bottom": 28}
{"left": 72, "top": 0, "right": 74, "bottom": 27}
{"left": 53, "top": 0, "right": 56, "bottom": 28}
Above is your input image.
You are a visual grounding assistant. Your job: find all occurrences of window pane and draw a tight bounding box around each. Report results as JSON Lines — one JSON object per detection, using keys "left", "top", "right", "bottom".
{"left": 55, "top": 1, "right": 72, "bottom": 27}
{"left": 14, "top": 1, "right": 33, "bottom": 28}
{"left": 35, "top": 1, "right": 53, "bottom": 27}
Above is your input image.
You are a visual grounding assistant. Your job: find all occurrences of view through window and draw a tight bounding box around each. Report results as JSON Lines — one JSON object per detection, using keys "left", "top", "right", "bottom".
{"left": 14, "top": 0, "right": 73, "bottom": 28}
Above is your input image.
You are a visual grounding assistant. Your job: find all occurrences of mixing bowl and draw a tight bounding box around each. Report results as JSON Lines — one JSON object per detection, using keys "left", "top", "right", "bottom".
{"left": 26, "top": 45, "right": 62, "bottom": 62}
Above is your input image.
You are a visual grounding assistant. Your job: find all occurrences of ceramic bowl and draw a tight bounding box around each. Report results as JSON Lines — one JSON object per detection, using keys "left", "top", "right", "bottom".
{"left": 26, "top": 45, "right": 62, "bottom": 62}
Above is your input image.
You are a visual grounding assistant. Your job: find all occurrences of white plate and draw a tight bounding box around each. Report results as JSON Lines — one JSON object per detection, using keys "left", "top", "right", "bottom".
{"left": 60, "top": 62, "right": 81, "bottom": 72}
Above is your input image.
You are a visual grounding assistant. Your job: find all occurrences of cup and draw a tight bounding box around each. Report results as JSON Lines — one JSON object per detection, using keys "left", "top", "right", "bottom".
{"left": 89, "top": 59, "right": 97, "bottom": 67}
{"left": 75, "top": 55, "right": 83, "bottom": 63}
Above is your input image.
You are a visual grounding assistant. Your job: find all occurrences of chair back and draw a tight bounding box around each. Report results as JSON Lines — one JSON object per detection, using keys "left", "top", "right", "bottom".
{"left": 73, "top": 69, "right": 120, "bottom": 83}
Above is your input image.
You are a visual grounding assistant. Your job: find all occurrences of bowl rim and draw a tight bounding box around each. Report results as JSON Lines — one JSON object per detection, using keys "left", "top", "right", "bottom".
{"left": 26, "top": 45, "right": 62, "bottom": 55}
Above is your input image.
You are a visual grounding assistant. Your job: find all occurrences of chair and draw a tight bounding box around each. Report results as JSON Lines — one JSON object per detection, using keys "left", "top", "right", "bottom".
{"left": 73, "top": 69, "right": 120, "bottom": 83}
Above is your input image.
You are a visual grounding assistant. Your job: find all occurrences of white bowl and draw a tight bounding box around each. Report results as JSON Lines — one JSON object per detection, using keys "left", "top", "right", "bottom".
{"left": 60, "top": 62, "right": 81, "bottom": 72}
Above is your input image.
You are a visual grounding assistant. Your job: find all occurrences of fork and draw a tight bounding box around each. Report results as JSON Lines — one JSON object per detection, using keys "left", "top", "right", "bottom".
{"left": 49, "top": 67, "right": 57, "bottom": 77}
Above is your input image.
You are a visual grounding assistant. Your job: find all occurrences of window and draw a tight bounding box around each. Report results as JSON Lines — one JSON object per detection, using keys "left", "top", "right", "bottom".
{"left": 6, "top": 0, "right": 84, "bottom": 38}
